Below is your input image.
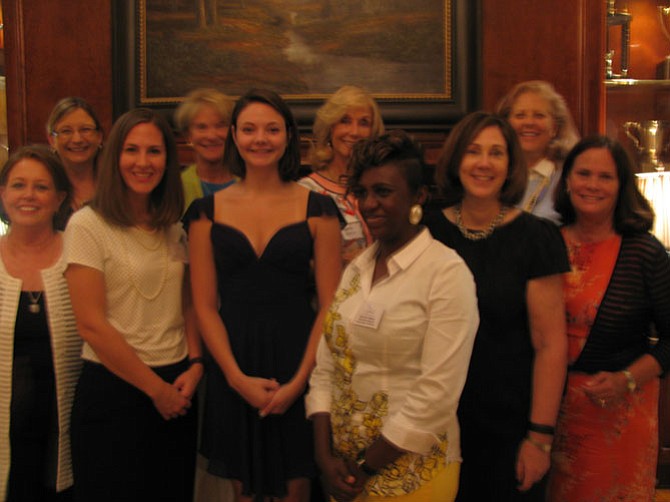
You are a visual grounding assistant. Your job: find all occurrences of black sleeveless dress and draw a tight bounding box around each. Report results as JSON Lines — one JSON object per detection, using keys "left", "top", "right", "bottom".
{"left": 185, "top": 191, "right": 340, "bottom": 498}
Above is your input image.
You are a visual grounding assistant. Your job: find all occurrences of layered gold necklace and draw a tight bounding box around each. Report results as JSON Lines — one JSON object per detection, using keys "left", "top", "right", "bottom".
{"left": 455, "top": 204, "right": 507, "bottom": 241}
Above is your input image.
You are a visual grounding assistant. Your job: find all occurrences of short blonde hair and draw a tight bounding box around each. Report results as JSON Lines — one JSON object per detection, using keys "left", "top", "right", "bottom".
{"left": 496, "top": 80, "right": 579, "bottom": 162}
{"left": 310, "top": 85, "right": 385, "bottom": 171}
{"left": 174, "top": 88, "right": 234, "bottom": 133}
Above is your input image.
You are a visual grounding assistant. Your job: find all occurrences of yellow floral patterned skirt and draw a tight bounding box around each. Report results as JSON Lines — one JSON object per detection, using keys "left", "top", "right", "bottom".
{"left": 343, "top": 462, "right": 459, "bottom": 502}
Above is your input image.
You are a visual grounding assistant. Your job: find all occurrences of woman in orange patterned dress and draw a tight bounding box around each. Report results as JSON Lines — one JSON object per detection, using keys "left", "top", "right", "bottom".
{"left": 548, "top": 136, "right": 670, "bottom": 501}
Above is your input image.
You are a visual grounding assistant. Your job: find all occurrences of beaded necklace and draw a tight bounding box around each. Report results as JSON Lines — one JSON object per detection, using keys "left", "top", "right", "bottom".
{"left": 455, "top": 204, "right": 507, "bottom": 241}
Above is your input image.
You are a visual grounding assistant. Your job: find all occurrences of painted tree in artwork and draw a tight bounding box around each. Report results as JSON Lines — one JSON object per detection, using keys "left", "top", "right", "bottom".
{"left": 196, "top": 0, "right": 219, "bottom": 27}
{"left": 146, "top": 0, "right": 447, "bottom": 97}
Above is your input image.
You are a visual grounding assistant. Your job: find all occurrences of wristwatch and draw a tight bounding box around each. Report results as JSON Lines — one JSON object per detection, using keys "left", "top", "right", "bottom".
{"left": 355, "top": 449, "right": 378, "bottom": 477}
{"left": 621, "top": 369, "right": 637, "bottom": 393}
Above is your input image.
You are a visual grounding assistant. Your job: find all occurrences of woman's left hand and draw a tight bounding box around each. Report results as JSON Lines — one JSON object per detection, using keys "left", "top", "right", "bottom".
{"left": 259, "top": 379, "right": 304, "bottom": 417}
{"left": 583, "top": 371, "right": 627, "bottom": 408}
{"left": 173, "top": 364, "right": 204, "bottom": 400}
{"left": 515, "top": 438, "right": 550, "bottom": 491}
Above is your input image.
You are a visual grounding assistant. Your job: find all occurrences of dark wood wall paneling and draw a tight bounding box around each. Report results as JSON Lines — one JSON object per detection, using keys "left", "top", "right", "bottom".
{"left": 481, "top": 0, "right": 604, "bottom": 136}
{"left": 3, "top": 0, "right": 604, "bottom": 153}
{"left": 4, "top": 0, "right": 113, "bottom": 149}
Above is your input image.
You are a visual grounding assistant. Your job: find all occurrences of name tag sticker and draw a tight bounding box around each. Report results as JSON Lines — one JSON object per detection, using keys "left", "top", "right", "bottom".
{"left": 353, "top": 302, "right": 384, "bottom": 330}
{"left": 342, "top": 221, "right": 364, "bottom": 241}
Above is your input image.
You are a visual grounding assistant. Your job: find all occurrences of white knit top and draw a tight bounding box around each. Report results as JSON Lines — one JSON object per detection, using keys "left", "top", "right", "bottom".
{"left": 0, "top": 246, "right": 82, "bottom": 498}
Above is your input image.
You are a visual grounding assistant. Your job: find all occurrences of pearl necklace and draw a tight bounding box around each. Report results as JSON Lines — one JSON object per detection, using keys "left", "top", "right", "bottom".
{"left": 120, "top": 228, "right": 168, "bottom": 301}
{"left": 455, "top": 204, "right": 507, "bottom": 241}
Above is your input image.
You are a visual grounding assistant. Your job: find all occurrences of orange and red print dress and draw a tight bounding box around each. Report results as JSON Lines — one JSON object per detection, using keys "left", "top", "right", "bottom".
{"left": 548, "top": 230, "right": 670, "bottom": 501}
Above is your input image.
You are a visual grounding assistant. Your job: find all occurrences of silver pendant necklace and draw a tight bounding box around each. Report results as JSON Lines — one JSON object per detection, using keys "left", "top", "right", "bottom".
{"left": 27, "top": 291, "right": 43, "bottom": 314}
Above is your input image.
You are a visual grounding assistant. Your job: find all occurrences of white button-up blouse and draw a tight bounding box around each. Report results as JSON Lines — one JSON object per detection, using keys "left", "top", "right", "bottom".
{"left": 306, "top": 228, "right": 479, "bottom": 497}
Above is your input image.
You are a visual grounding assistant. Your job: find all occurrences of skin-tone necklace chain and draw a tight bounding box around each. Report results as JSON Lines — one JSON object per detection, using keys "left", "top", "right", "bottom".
{"left": 455, "top": 204, "right": 507, "bottom": 241}
{"left": 320, "top": 168, "right": 349, "bottom": 186}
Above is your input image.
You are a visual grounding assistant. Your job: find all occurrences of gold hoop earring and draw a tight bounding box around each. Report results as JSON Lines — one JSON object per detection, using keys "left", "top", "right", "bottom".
{"left": 409, "top": 204, "right": 423, "bottom": 225}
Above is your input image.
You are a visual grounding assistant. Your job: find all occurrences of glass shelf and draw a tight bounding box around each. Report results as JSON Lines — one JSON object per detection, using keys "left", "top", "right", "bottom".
{"left": 606, "top": 79, "right": 670, "bottom": 87}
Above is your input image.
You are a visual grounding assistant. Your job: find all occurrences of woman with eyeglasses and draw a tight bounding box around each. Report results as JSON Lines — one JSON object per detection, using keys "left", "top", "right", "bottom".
{"left": 46, "top": 97, "right": 103, "bottom": 227}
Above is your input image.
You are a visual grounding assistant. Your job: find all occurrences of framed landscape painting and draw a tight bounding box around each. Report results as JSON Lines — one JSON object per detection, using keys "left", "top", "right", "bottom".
{"left": 113, "top": 0, "right": 479, "bottom": 130}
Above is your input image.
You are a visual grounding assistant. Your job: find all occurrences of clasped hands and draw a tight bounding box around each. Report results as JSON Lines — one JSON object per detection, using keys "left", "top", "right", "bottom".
{"left": 319, "top": 454, "right": 368, "bottom": 502}
{"left": 234, "top": 374, "right": 304, "bottom": 417}
{"left": 582, "top": 370, "right": 629, "bottom": 409}
{"left": 152, "top": 363, "right": 203, "bottom": 421}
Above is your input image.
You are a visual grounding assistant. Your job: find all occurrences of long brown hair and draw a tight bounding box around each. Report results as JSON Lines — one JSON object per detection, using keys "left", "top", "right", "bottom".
{"left": 92, "top": 108, "right": 183, "bottom": 229}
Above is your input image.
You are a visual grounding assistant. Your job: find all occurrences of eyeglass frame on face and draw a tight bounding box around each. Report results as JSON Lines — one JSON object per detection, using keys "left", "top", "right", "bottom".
{"left": 51, "top": 126, "right": 99, "bottom": 140}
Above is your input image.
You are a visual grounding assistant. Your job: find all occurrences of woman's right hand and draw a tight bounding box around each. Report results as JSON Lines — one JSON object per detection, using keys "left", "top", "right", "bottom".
{"left": 318, "top": 454, "right": 362, "bottom": 502}
{"left": 151, "top": 380, "right": 191, "bottom": 420}
{"left": 234, "top": 375, "right": 280, "bottom": 410}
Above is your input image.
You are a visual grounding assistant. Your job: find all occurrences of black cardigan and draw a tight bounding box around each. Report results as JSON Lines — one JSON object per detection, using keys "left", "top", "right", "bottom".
{"left": 571, "top": 232, "right": 670, "bottom": 374}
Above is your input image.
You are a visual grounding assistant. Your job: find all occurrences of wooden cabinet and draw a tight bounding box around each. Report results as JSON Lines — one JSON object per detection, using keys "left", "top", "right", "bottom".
{"left": 604, "top": 1, "right": 670, "bottom": 165}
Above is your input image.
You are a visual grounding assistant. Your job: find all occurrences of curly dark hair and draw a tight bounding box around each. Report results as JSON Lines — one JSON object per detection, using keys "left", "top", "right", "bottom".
{"left": 347, "top": 129, "right": 426, "bottom": 196}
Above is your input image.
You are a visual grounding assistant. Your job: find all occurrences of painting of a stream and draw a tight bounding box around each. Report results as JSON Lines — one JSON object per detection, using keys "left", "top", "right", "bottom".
{"left": 142, "top": 0, "right": 450, "bottom": 102}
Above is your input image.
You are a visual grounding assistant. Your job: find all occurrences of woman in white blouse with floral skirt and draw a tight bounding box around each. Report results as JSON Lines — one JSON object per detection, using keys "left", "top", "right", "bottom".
{"left": 306, "top": 131, "right": 479, "bottom": 502}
